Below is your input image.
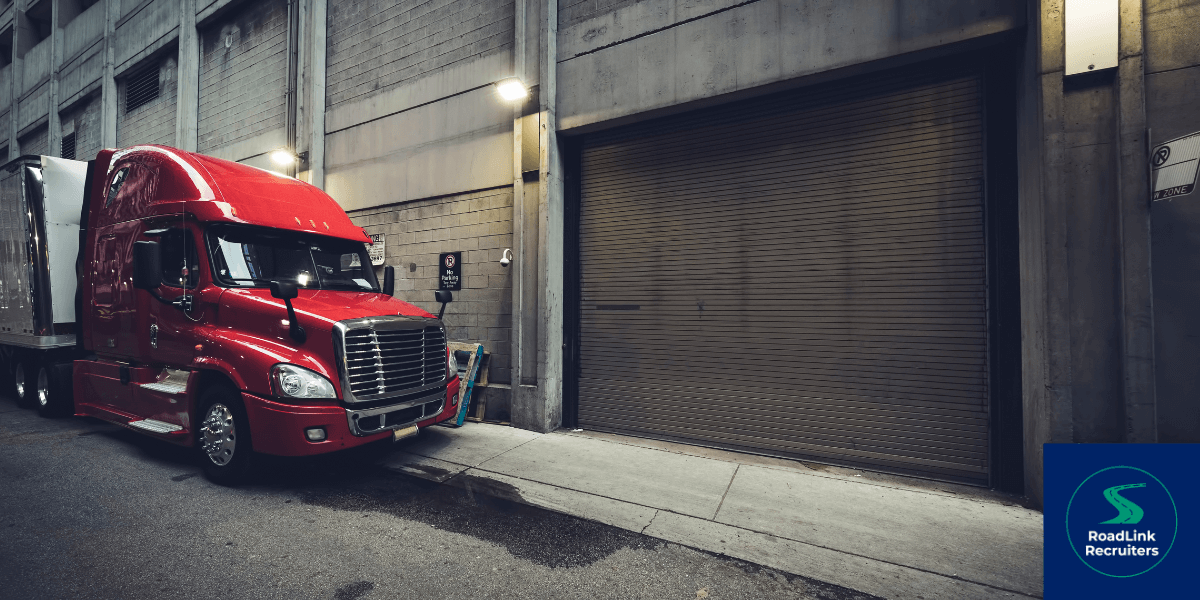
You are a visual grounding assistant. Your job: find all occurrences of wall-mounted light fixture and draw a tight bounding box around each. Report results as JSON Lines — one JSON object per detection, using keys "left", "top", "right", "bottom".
{"left": 495, "top": 78, "right": 529, "bottom": 102}
{"left": 271, "top": 148, "right": 299, "bottom": 166}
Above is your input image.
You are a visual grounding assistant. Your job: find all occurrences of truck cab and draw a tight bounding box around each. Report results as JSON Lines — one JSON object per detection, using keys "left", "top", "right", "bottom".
{"left": 50, "top": 145, "right": 456, "bottom": 482}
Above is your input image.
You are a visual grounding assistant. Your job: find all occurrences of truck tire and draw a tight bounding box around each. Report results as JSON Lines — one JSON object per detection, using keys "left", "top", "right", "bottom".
{"left": 36, "top": 363, "right": 74, "bottom": 418}
{"left": 197, "top": 385, "right": 255, "bottom": 485}
{"left": 13, "top": 358, "right": 36, "bottom": 409}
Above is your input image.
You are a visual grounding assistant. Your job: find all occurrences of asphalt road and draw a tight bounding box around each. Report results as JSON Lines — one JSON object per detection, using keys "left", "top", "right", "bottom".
{"left": 0, "top": 395, "right": 878, "bottom": 600}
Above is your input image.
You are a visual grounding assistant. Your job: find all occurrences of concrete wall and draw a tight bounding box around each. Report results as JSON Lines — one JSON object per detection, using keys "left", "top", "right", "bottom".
{"left": 556, "top": 0, "right": 1024, "bottom": 131}
{"left": 21, "top": 33, "right": 48, "bottom": 90}
{"left": 325, "top": 0, "right": 514, "bottom": 110}
{"left": 59, "top": 92, "right": 101, "bottom": 159}
{"left": 116, "top": 54, "right": 176, "bottom": 146}
{"left": 322, "top": 0, "right": 518, "bottom": 212}
{"left": 1146, "top": 0, "right": 1200, "bottom": 443}
{"left": 196, "top": 0, "right": 286, "bottom": 158}
{"left": 18, "top": 121, "right": 46, "bottom": 153}
{"left": 61, "top": 0, "right": 103, "bottom": 63}
{"left": 349, "top": 187, "right": 515, "bottom": 384}
{"left": 112, "top": 0, "right": 177, "bottom": 72}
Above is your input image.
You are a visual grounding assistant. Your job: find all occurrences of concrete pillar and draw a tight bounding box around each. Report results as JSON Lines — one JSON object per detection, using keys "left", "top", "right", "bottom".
{"left": 48, "top": 0, "right": 60, "bottom": 157}
{"left": 306, "top": 0, "right": 326, "bottom": 188}
{"left": 510, "top": 0, "right": 528, "bottom": 392}
{"left": 511, "top": 0, "right": 562, "bottom": 433}
{"left": 175, "top": 0, "right": 198, "bottom": 151}
{"left": 100, "top": 0, "right": 117, "bottom": 148}
{"left": 1020, "top": 0, "right": 1158, "bottom": 508}
{"left": 9, "top": 0, "right": 29, "bottom": 157}
{"left": 1115, "top": 0, "right": 1156, "bottom": 443}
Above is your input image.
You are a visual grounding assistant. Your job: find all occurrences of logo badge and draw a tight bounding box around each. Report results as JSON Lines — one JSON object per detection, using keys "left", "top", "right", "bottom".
{"left": 1066, "top": 466, "right": 1178, "bottom": 578}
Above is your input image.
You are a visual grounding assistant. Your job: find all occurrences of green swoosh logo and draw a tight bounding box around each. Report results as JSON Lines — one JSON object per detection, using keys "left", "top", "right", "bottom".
{"left": 1100, "top": 483, "right": 1146, "bottom": 524}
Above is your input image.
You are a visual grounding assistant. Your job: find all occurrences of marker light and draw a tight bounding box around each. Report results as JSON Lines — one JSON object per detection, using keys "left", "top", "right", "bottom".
{"left": 495, "top": 78, "right": 529, "bottom": 102}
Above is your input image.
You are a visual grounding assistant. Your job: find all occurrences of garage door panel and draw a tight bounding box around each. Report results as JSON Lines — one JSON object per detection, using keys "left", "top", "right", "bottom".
{"left": 577, "top": 400, "right": 992, "bottom": 457}
{"left": 579, "top": 412, "right": 990, "bottom": 476}
{"left": 578, "top": 67, "right": 989, "bottom": 484}
{"left": 584, "top": 129, "right": 984, "bottom": 189}
{"left": 579, "top": 380, "right": 991, "bottom": 419}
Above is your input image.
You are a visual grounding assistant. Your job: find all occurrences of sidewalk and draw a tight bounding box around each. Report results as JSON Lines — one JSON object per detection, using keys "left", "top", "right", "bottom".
{"left": 381, "top": 422, "right": 1043, "bottom": 600}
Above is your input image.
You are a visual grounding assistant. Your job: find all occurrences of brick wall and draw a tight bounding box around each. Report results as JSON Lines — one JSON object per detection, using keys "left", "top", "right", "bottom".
{"left": 325, "top": 0, "right": 514, "bottom": 109}
{"left": 197, "top": 0, "right": 287, "bottom": 154}
{"left": 116, "top": 55, "right": 178, "bottom": 148}
{"left": 18, "top": 125, "right": 49, "bottom": 156}
{"left": 59, "top": 95, "right": 103, "bottom": 161}
{"left": 349, "top": 187, "right": 514, "bottom": 385}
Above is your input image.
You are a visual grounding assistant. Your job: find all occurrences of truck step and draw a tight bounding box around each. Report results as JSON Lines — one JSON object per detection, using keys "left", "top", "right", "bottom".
{"left": 128, "top": 419, "right": 184, "bottom": 434}
{"left": 139, "top": 381, "right": 187, "bottom": 394}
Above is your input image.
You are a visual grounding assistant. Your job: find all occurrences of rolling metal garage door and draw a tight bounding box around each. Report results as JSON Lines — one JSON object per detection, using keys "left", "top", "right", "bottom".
{"left": 576, "top": 66, "right": 989, "bottom": 484}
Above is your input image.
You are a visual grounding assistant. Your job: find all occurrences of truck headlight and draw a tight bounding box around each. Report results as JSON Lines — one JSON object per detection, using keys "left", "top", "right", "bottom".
{"left": 271, "top": 364, "right": 337, "bottom": 399}
{"left": 447, "top": 348, "right": 458, "bottom": 379}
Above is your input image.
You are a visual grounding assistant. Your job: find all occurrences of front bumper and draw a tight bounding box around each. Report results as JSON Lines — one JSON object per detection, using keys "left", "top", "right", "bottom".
{"left": 242, "top": 377, "right": 460, "bottom": 457}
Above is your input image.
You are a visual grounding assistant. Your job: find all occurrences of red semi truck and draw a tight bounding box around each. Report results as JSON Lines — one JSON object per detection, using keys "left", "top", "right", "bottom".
{"left": 0, "top": 146, "right": 459, "bottom": 482}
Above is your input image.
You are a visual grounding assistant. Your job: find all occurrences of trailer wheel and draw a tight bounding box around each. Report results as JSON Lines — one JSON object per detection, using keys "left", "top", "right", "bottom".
{"left": 197, "top": 386, "right": 255, "bottom": 485}
{"left": 36, "top": 363, "right": 74, "bottom": 418}
{"left": 13, "top": 359, "right": 36, "bottom": 409}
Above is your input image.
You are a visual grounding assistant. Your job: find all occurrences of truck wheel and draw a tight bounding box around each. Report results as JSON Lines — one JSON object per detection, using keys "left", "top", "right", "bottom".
{"left": 197, "top": 386, "right": 255, "bottom": 485}
{"left": 13, "top": 359, "right": 36, "bottom": 409}
{"left": 36, "top": 363, "right": 74, "bottom": 418}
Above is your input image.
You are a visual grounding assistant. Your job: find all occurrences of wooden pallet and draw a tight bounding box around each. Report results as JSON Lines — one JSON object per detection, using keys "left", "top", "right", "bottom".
{"left": 447, "top": 342, "right": 484, "bottom": 428}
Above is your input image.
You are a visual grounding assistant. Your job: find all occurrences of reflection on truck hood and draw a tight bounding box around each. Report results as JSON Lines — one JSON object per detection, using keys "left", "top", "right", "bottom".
{"left": 208, "top": 288, "right": 438, "bottom": 397}
{"left": 221, "top": 288, "right": 435, "bottom": 334}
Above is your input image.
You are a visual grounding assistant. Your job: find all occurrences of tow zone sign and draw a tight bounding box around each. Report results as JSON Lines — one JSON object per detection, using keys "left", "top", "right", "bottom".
{"left": 1152, "top": 132, "right": 1200, "bottom": 201}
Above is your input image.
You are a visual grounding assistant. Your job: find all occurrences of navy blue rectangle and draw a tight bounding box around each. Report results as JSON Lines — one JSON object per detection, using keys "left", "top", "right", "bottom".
{"left": 1044, "top": 444, "right": 1197, "bottom": 598}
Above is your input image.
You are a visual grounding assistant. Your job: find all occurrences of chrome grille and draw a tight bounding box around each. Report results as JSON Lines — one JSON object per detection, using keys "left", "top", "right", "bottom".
{"left": 341, "top": 324, "right": 447, "bottom": 400}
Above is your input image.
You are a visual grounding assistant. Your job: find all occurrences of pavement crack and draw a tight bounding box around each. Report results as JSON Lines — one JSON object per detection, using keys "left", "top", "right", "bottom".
{"left": 713, "top": 464, "right": 740, "bottom": 520}
{"left": 641, "top": 510, "right": 659, "bottom": 535}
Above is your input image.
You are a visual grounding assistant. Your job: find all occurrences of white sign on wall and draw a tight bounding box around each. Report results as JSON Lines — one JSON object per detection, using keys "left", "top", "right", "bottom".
{"left": 1152, "top": 132, "right": 1200, "bottom": 202}
{"left": 368, "top": 233, "right": 385, "bottom": 265}
{"left": 1064, "top": 0, "right": 1118, "bottom": 76}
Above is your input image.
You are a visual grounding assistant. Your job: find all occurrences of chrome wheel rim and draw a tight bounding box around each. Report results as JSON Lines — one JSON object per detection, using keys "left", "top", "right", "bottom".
{"left": 36, "top": 368, "right": 49, "bottom": 407}
{"left": 200, "top": 403, "right": 237, "bottom": 466}
{"left": 14, "top": 362, "right": 25, "bottom": 399}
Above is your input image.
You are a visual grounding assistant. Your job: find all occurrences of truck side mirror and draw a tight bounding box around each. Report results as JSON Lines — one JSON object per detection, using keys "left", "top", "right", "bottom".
{"left": 382, "top": 265, "right": 395, "bottom": 297}
{"left": 269, "top": 280, "right": 298, "bottom": 300}
{"left": 270, "top": 281, "right": 306, "bottom": 344}
{"left": 132, "top": 241, "right": 162, "bottom": 290}
{"left": 434, "top": 290, "right": 453, "bottom": 320}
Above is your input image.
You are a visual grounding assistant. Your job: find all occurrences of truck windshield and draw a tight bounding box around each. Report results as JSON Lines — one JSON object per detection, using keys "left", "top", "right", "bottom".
{"left": 206, "top": 225, "right": 380, "bottom": 292}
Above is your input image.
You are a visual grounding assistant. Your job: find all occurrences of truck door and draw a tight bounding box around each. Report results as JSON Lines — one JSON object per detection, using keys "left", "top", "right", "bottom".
{"left": 90, "top": 222, "right": 141, "bottom": 358}
{"left": 143, "top": 226, "right": 201, "bottom": 366}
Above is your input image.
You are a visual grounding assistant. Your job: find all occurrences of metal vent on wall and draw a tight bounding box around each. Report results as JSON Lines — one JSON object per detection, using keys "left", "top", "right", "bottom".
{"left": 60, "top": 132, "right": 75, "bottom": 160}
{"left": 125, "top": 64, "right": 160, "bottom": 113}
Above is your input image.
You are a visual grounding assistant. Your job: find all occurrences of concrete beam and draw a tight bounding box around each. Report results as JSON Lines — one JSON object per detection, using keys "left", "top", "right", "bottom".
{"left": 100, "top": 0, "right": 116, "bottom": 148}
{"left": 306, "top": 0, "right": 325, "bottom": 188}
{"left": 174, "top": 0, "right": 197, "bottom": 151}
{"left": 1115, "top": 0, "right": 1156, "bottom": 443}
{"left": 513, "top": 0, "right": 563, "bottom": 433}
{"left": 48, "top": 0, "right": 60, "bottom": 157}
